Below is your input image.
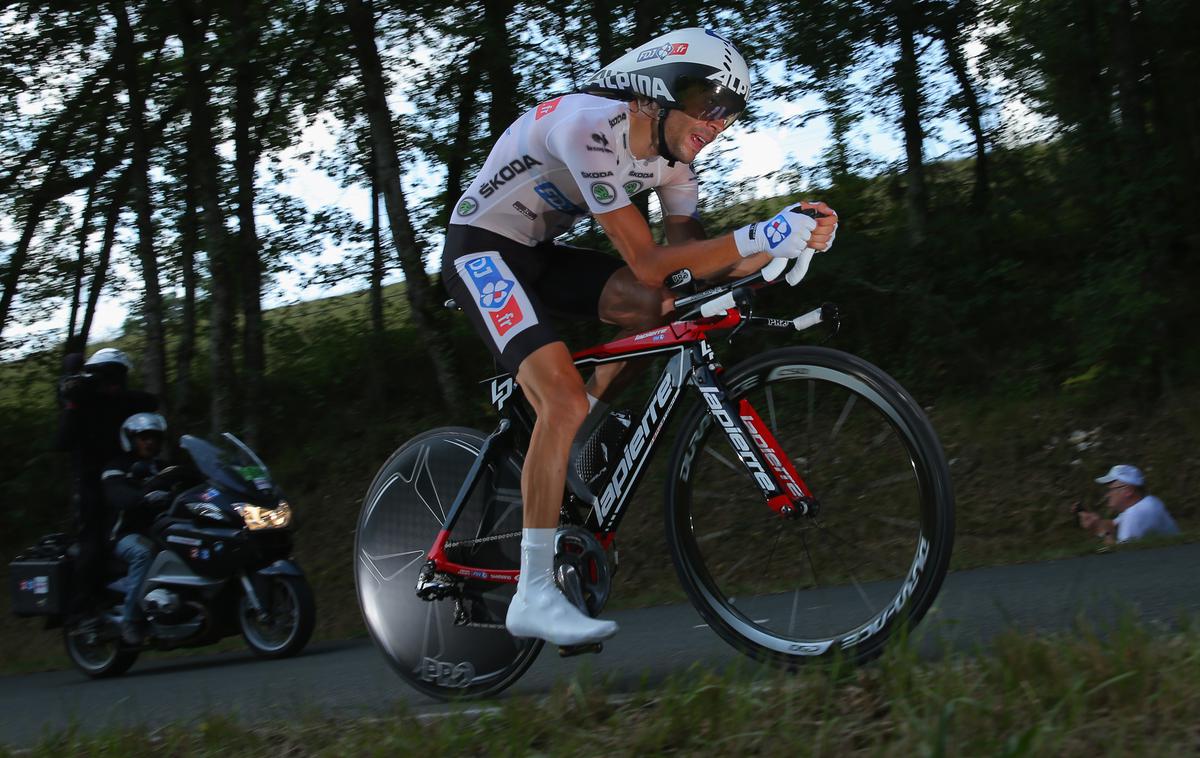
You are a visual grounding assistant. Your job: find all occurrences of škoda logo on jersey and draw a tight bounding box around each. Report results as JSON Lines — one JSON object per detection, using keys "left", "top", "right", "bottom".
{"left": 465, "top": 256, "right": 526, "bottom": 337}
{"left": 479, "top": 155, "right": 544, "bottom": 199}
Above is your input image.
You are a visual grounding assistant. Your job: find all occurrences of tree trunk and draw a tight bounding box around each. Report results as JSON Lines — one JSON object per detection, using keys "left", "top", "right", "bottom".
{"left": 80, "top": 173, "right": 134, "bottom": 350}
{"left": 342, "top": 0, "right": 461, "bottom": 410}
{"left": 632, "top": 4, "right": 664, "bottom": 47}
{"left": 590, "top": 0, "right": 617, "bottom": 66}
{"left": 937, "top": 15, "right": 990, "bottom": 211}
{"left": 178, "top": 0, "right": 237, "bottom": 435}
{"left": 112, "top": 0, "right": 168, "bottom": 400}
{"left": 232, "top": 0, "right": 266, "bottom": 445}
{"left": 0, "top": 195, "right": 52, "bottom": 347}
{"left": 367, "top": 150, "right": 386, "bottom": 405}
{"left": 440, "top": 41, "right": 485, "bottom": 224}
{"left": 66, "top": 182, "right": 99, "bottom": 355}
{"left": 1110, "top": 0, "right": 1148, "bottom": 146}
{"left": 482, "top": 0, "right": 520, "bottom": 141}
{"left": 893, "top": 0, "right": 928, "bottom": 247}
{"left": 175, "top": 142, "right": 200, "bottom": 416}
{"left": 369, "top": 148, "right": 385, "bottom": 337}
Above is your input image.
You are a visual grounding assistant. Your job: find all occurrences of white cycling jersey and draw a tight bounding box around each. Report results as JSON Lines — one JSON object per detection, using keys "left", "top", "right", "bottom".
{"left": 449, "top": 94, "right": 699, "bottom": 247}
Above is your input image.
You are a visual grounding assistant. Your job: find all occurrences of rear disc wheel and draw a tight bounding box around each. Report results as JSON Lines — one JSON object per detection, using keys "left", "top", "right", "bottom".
{"left": 355, "top": 427, "right": 539, "bottom": 700}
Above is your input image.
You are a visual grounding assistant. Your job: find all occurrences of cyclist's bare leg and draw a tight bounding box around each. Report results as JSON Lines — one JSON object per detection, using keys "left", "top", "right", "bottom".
{"left": 507, "top": 342, "right": 619, "bottom": 645}
{"left": 515, "top": 342, "right": 590, "bottom": 529}
{"left": 588, "top": 267, "right": 673, "bottom": 401}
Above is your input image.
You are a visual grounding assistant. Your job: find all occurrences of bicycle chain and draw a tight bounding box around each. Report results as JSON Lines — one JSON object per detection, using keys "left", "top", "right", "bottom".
{"left": 444, "top": 530, "right": 522, "bottom": 549}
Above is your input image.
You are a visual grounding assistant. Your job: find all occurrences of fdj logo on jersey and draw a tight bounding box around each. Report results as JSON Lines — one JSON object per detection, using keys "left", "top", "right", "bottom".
{"left": 636, "top": 42, "right": 689, "bottom": 62}
{"left": 765, "top": 214, "right": 792, "bottom": 248}
{"left": 534, "top": 181, "right": 585, "bottom": 215}
{"left": 465, "top": 256, "right": 524, "bottom": 337}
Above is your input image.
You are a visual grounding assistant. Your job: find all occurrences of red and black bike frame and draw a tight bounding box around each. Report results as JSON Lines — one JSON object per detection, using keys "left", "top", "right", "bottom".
{"left": 423, "top": 308, "right": 817, "bottom": 585}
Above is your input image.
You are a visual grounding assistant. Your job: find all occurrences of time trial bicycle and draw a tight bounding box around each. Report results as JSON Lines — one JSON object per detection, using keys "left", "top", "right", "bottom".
{"left": 354, "top": 248, "right": 955, "bottom": 699}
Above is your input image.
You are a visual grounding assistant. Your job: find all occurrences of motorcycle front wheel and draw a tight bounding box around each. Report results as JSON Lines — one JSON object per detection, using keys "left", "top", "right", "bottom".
{"left": 239, "top": 573, "right": 316, "bottom": 659}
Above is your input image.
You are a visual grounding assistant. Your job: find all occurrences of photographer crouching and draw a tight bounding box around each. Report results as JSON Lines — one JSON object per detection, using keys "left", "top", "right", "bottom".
{"left": 1075, "top": 464, "right": 1180, "bottom": 546}
{"left": 55, "top": 348, "right": 159, "bottom": 611}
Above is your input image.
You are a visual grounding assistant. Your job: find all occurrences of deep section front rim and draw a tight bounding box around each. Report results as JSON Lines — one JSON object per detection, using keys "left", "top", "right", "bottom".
{"left": 665, "top": 346, "right": 954, "bottom": 664}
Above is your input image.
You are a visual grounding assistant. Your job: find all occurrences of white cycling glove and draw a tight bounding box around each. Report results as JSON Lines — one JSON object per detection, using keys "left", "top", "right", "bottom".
{"left": 733, "top": 206, "right": 818, "bottom": 259}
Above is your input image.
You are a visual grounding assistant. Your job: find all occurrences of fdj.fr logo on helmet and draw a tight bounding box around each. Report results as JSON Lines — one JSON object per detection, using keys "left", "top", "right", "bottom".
{"left": 765, "top": 214, "right": 792, "bottom": 248}
{"left": 466, "top": 257, "right": 514, "bottom": 309}
{"left": 637, "top": 42, "right": 689, "bottom": 62}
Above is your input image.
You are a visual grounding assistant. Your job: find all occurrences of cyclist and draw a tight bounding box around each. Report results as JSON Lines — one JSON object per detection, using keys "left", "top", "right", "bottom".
{"left": 440, "top": 27, "right": 839, "bottom": 646}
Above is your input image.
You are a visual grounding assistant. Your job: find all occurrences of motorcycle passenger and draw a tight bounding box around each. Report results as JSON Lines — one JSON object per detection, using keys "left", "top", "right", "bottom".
{"left": 439, "top": 28, "right": 839, "bottom": 646}
{"left": 56, "top": 348, "right": 159, "bottom": 610}
{"left": 102, "top": 412, "right": 172, "bottom": 645}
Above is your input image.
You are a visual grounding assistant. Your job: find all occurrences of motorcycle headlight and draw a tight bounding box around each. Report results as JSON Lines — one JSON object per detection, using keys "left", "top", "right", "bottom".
{"left": 234, "top": 500, "right": 292, "bottom": 530}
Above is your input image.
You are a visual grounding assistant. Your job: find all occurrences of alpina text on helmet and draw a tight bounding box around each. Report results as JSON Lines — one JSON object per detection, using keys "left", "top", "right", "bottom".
{"left": 591, "top": 70, "right": 675, "bottom": 102}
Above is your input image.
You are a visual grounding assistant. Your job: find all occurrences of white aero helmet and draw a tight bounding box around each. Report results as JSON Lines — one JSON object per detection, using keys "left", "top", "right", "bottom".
{"left": 121, "top": 412, "right": 167, "bottom": 452}
{"left": 85, "top": 347, "right": 132, "bottom": 372}
{"left": 583, "top": 28, "right": 751, "bottom": 127}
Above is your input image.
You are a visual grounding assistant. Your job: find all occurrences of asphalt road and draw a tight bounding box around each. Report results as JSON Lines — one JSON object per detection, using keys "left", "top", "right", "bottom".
{"left": 2, "top": 543, "right": 1198, "bottom": 747}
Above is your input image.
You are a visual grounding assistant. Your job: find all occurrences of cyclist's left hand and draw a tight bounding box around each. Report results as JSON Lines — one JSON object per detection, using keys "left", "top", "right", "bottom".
{"left": 796, "top": 201, "right": 838, "bottom": 253}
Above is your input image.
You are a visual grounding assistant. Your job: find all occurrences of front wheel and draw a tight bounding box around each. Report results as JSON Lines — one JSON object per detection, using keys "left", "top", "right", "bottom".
{"left": 239, "top": 574, "right": 316, "bottom": 659}
{"left": 665, "top": 346, "right": 954, "bottom": 666}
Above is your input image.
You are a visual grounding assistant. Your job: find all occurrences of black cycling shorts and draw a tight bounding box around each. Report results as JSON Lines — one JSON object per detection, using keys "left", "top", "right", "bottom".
{"left": 440, "top": 224, "right": 626, "bottom": 375}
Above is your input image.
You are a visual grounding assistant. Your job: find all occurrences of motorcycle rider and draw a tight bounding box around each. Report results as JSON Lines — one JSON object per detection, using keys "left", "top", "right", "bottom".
{"left": 439, "top": 28, "right": 839, "bottom": 646}
{"left": 101, "top": 412, "right": 172, "bottom": 645}
{"left": 56, "top": 348, "right": 159, "bottom": 610}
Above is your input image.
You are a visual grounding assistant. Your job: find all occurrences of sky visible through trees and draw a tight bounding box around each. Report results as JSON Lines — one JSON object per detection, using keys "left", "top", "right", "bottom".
{"left": 3, "top": 0, "right": 1198, "bottom": 434}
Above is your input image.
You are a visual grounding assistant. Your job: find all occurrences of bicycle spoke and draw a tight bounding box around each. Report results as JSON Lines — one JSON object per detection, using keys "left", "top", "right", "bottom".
{"left": 704, "top": 446, "right": 744, "bottom": 475}
{"left": 829, "top": 394, "right": 857, "bottom": 442}
{"left": 811, "top": 520, "right": 903, "bottom": 578}
{"left": 766, "top": 384, "right": 778, "bottom": 433}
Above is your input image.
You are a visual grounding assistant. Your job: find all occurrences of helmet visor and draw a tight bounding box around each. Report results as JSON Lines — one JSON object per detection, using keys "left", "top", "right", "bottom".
{"left": 674, "top": 78, "right": 746, "bottom": 126}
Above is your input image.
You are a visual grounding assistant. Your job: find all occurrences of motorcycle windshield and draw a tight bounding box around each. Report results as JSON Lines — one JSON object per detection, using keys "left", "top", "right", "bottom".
{"left": 179, "top": 434, "right": 275, "bottom": 500}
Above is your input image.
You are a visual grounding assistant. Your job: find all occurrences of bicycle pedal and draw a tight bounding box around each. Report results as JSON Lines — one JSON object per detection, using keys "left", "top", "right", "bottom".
{"left": 557, "top": 642, "right": 603, "bottom": 657}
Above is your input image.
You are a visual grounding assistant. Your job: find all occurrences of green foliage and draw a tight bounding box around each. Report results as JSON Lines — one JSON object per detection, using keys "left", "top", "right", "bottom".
{"left": 14, "top": 619, "right": 1200, "bottom": 754}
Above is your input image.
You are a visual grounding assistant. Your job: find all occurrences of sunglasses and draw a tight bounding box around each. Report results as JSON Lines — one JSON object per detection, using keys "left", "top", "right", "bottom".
{"left": 674, "top": 78, "right": 746, "bottom": 127}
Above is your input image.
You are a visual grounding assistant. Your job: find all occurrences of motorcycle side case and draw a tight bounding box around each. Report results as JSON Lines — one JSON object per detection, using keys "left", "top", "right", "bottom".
{"left": 161, "top": 522, "right": 246, "bottom": 578}
{"left": 9, "top": 556, "right": 71, "bottom": 616}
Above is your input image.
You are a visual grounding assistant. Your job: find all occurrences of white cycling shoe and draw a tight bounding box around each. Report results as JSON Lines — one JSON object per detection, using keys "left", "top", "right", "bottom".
{"left": 506, "top": 530, "right": 618, "bottom": 646}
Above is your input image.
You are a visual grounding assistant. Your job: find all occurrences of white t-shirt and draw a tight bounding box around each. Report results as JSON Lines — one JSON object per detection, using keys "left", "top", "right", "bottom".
{"left": 1114, "top": 495, "right": 1180, "bottom": 542}
{"left": 449, "top": 94, "right": 699, "bottom": 246}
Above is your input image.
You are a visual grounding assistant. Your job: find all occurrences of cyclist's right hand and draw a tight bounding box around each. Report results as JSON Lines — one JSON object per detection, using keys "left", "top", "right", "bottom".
{"left": 733, "top": 205, "right": 818, "bottom": 259}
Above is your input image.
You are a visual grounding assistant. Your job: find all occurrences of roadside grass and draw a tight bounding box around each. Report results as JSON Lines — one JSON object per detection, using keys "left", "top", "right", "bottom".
{"left": 5, "top": 618, "right": 1200, "bottom": 756}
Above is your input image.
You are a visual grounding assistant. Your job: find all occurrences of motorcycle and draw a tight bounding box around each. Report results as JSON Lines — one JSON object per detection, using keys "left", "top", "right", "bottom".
{"left": 10, "top": 433, "right": 315, "bottom": 678}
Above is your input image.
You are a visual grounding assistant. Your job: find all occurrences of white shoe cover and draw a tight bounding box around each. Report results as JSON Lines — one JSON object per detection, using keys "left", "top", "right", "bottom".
{"left": 506, "top": 529, "right": 618, "bottom": 646}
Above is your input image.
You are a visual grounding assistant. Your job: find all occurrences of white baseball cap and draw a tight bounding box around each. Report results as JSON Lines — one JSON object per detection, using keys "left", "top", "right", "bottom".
{"left": 1095, "top": 464, "right": 1144, "bottom": 487}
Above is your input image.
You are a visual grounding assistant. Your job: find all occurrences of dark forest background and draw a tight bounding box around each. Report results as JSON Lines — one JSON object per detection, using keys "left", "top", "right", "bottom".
{"left": 2, "top": 0, "right": 1199, "bottom": 651}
